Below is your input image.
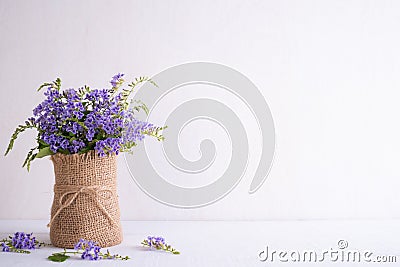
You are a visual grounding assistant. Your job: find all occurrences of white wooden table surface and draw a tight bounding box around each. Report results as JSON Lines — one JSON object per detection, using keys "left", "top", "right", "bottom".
{"left": 0, "top": 220, "right": 399, "bottom": 267}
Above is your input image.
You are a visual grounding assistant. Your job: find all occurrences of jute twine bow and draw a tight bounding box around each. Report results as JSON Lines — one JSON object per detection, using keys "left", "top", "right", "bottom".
{"left": 47, "top": 185, "right": 118, "bottom": 228}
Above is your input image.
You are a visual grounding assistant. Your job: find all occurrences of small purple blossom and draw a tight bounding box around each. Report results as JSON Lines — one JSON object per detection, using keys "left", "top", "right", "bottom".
{"left": 94, "top": 138, "right": 122, "bottom": 156}
{"left": 74, "top": 239, "right": 101, "bottom": 261}
{"left": 0, "top": 232, "right": 45, "bottom": 254}
{"left": 11, "top": 232, "right": 37, "bottom": 249}
{"left": 66, "top": 239, "right": 129, "bottom": 261}
{"left": 147, "top": 236, "right": 165, "bottom": 248}
{"left": 141, "top": 236, "right": 180, "bottom": 254}
{"left": 1, "top": 242, "right": 10, "bottom": 252}
{"left": 110, "top": 73, "right": 124, "bottom": 87}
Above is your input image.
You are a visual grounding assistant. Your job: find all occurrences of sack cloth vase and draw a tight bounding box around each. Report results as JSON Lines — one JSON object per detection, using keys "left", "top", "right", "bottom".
{"left": 48, "top": 151, "right": 123, "bottom": 248}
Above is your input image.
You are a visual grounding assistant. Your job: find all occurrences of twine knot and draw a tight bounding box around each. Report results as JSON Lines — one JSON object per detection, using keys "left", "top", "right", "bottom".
{"left": 47, "top": 185, "right": 118, "bottom": 228}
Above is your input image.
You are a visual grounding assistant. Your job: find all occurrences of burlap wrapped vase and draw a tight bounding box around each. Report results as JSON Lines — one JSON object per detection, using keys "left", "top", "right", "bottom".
{"left": 48, "top": 151, "right": 123, "bottom": 248}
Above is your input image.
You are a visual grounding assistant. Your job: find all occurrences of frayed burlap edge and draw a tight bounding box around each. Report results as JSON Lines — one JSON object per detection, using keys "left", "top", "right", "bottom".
{"left": 51, "top": 150, "right": 109, "bottom": 164}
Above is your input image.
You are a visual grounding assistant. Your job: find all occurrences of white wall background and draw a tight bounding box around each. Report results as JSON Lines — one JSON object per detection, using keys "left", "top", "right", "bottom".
{"left": 0, "top": 0, "right": 400, "bottom": 221}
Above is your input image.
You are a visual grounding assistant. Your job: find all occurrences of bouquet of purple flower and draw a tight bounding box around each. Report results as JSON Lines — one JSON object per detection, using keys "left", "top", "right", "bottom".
{"left": 5, "top": 74, "right": 165, "bottom": 170}
{"left": 1, "top": 232, "right": 46, "bottom": 254}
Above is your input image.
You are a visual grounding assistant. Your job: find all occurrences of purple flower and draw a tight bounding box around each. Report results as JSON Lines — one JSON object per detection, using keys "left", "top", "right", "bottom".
{"left": 26, "top": 74, "right": 163, "bottom": 157}
{"left": 94, "top": 138, "right": 122, "bottom": 156}
{"left": 141, "top": 236, "right": 179, "bottom": 254}
{"left": 1, "top": 242, "right": 10, "bottom": 252}
{"left": 110, "top": 73, "right": 124, "bottom": 87}
{"left": 146, "top": 236, "right": 166, "bottom": 249}
{"left": 10, "top": 232, "right": 37, "bottom": 250}
{"left": 73, "top": 239, "right": 101, "bottom": 261}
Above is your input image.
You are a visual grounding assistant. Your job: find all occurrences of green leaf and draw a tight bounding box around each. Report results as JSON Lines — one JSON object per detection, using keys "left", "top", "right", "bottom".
{"left": 21, "top": 146, "right": 39, "bottom": 171}
{"left": 130, "top": 99, "right": 149, "bottom": 115}
{"left": 37, "top": 139, "right": 48, "bottom": 149}
{"left": 37, "top": 78, "right": 61, "bottom": 92}
{"left": 36, "top": 147, "right": 53, "bottom": 158}
{"left": 26, "top": 153, "right": 37, "bottom": 172}
{"left": 48, "top": 253, "right": 70, "bottom": 262}
{"left": 78, "top": 147, "right": 92, "bottom": 154}
{"left": 5, "top": 124, "right": 36, "bottom": 156}
{"left": 54, "top": 78, "right": 62, "bottom": 90}
{"left": 37, "top": 82, "right": 52, "bottom": 92}
{"left": 57, "top": 148, "right": 70, "bottom": 155}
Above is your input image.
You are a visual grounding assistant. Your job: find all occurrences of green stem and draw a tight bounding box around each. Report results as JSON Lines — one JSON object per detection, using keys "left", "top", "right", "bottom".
{"left": 141, "top": 241, "right": 180, "bottom": 255}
